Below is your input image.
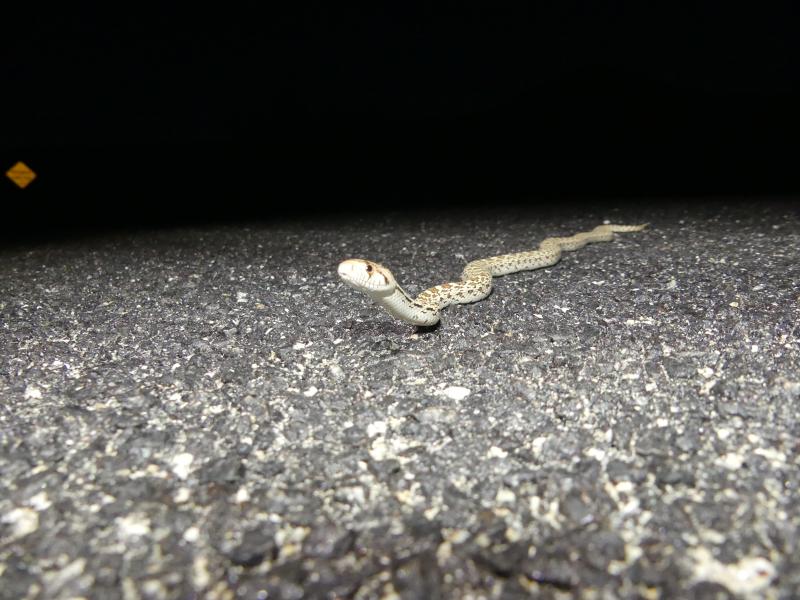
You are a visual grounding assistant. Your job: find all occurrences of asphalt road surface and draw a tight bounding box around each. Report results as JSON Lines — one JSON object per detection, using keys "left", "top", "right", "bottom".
{"left": 1, "top": 198, "right": 798, "bottom": 598}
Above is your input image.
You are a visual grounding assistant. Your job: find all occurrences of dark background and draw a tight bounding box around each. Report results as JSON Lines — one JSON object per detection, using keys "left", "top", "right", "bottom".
{"left": 3, "top": 4, "right": 799, "bottom": 241}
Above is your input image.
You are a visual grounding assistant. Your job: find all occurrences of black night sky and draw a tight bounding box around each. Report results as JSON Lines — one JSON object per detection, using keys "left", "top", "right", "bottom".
{"left": 3, "top": 4, "right": 800, "bottom": 237}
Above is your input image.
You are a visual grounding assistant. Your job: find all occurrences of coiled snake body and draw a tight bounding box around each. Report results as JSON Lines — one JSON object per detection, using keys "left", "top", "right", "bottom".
{"left": 338, "top": 223, "right": 647, "bottom": 327}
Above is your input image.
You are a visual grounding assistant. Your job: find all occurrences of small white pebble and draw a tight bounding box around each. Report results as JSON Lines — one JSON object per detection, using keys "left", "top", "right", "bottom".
{"left": 717, "top": 453, "right": 744, "bottom": 470}
{"left": 2, "top": 507, "right": 39, "bottom": 540}
{"left": 44, "top": 558, "right": 86, "bottom": 594}
{"left": 27, "top": 492, "right": 51, "bottom": 511}
{"left": 303, "top": 386, "right": 318, "bottom": 397}
{"left": 505, "top": 526, "right": 523, "bottom": 542}
{"left": 690, "top": 547, "right": 775, "bottom": 595}
{"left": 23, "top": 385, "right": 42, "bottom": 400}
{"left": 729, "top": 301, "right": 739, "bottom": 308}
{"left": 697, "top": 367, "right": 715, "bottom": 379}
{"left": 174, "top": 487, "right": 191, "bottom": 503}
{"left": 716, "top": 428, "right": 733, "bottom": 440}
{"left": 751, "top": 345, "right": 759, "bottom": 353}
{"left": 192, "top": 554, "right": 211, "bottom": 589}
{"left": 496, "top": 488, "right": 516, "bottom": 504}
{"left": 586, "top": 448, "right": 606, "bottom": 461}
{"left": 236, "top": 291, "right": 248, "bottom": 303}
{"left": 441, "top": 386, "right": 471, "bottom": 401}
{"left": 171, "top": 453, "right": 194, "bottom": 479}
{"left": 424, "top": 506, "right": 440, "bottom": 520}
{"left": 368, "top": 438, "right": 388, "bottom": 461}
{"left": 753, "top": 447, "right": 786, "bottom": 464}
{"left": 234, "top": 486, "right": 251, "bottom": 503}
{"left": 183, "top": 526, "right": 200, "bottom": 543}
{"left": 531, "top": 437, "right": 548, "bottom": 454}
{"left": 275, "top": 525, "right": 310, "bottom": 546}
{"left": 487, "top": 446, "right": 508, "bottom": 459}
{"left": 116, "top": 514, "right": 151, "bottom": 539}
{"left": 142, "top": 580, "right": 166, "bottom": 598}
{"left": 367, "top": 420, "right": 387, "bottom": 437}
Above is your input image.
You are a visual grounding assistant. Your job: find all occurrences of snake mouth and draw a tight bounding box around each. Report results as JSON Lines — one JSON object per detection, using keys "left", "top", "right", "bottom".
{"left": 337, "top": 260, "right": 364, "bottom": 286}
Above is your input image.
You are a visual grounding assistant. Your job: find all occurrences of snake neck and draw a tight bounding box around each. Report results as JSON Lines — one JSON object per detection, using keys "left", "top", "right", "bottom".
{"left": 372, "top": 285, "right": 441, "bottom": 326}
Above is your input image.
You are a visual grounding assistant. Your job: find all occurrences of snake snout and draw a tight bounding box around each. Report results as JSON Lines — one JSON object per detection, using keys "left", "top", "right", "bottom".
{"left": 336, "top": 260, "right": 358, "bottom": 287}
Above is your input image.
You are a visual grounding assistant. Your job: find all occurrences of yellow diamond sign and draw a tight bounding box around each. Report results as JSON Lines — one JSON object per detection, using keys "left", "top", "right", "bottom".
{"left": 6, "top": 161, "right": 37, "bottom": 188}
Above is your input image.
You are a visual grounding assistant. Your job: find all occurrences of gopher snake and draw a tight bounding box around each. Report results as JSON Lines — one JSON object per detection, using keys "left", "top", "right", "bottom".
{"left": 338, "top": 223, "right": 648, "bottom": 327}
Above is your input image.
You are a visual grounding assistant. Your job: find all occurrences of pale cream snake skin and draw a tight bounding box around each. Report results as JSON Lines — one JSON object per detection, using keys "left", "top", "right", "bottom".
{"left": 337, "top": 223, "right": 648, "bottom": 327}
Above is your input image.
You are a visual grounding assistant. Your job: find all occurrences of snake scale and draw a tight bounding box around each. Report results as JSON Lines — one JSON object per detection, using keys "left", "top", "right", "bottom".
{"left": 338, "top": 223, "right": 648, "bottom": 327}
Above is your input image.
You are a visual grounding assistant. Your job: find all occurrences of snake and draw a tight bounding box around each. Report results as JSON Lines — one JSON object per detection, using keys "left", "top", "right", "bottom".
{"left": 337, "top": 223, "right": 648, "bottom": 327}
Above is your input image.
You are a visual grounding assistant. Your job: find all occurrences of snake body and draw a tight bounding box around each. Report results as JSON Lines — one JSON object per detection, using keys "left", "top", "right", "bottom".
{"left": 338, "top": 223, "right": 648, "bottom": 326}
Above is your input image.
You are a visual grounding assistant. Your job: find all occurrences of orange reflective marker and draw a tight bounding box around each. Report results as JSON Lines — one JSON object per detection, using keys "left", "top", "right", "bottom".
{"left": 6, "top": 161, "right": 37, "bottom": 188}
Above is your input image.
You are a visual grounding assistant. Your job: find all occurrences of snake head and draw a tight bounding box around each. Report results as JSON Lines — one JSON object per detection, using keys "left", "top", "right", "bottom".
{"left": 337, "top": 259, "right": 396, "bottom": 297}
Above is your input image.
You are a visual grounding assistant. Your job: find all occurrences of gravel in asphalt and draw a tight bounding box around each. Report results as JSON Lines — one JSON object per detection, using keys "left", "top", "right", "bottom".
{"left": 1, "top": 198, "right": 798, "bottom": 598}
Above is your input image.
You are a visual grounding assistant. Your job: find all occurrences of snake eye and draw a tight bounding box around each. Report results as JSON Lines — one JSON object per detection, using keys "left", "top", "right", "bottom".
{"left": 366, "top": 264, "right": 373, "bottom": 273}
